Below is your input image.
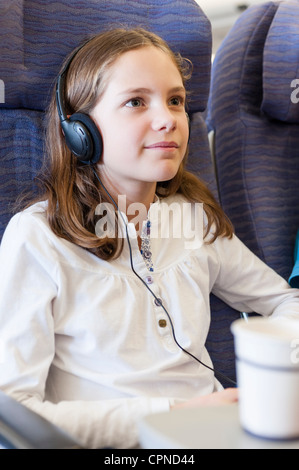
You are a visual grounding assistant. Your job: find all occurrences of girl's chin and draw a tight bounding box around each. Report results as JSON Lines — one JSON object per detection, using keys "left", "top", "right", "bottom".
{"left": 149, "top": 163, "right": 181, "bottom": 182}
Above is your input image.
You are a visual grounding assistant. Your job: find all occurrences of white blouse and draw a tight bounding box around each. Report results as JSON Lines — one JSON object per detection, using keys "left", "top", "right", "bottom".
{"left": 0, "top": 194, "right": 298, "bottom": 449}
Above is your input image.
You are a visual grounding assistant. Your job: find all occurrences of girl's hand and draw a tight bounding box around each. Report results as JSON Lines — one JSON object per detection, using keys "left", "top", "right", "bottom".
{"left": 171, "top": 388, "right": 239, "bottom": 410}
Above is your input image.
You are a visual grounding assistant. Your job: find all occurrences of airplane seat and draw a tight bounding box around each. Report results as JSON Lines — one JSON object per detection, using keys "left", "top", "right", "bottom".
{"left": 206, "top": 0, "right": 299, "bottom": 282}
{"left": 0, "top": 3, "right": 239, "bottom": 444}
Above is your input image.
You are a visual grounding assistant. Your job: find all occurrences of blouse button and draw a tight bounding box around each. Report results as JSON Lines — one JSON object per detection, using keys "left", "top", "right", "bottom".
{"left": 158, "top": 319, "right": 167, "bottom": 328}
{"left": 145, "top": 276, "right": 153, "bottom": 284}
{"left": 154, "top": 298, "right": 163, "bottom": 307}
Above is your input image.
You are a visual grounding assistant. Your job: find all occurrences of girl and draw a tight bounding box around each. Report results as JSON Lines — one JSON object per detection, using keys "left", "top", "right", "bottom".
{"left": 0, "top": 28, "right": 298, "bottom": 449}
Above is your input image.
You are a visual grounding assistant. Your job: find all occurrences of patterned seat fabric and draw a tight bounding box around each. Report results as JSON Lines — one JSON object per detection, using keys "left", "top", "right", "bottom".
{"left": 207, "top": 0, "right": 299, "bottom": 281}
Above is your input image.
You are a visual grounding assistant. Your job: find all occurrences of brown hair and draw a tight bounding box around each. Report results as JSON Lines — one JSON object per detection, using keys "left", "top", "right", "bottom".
{"left": 36, "top": 27, "right": 233, "bottom": 260}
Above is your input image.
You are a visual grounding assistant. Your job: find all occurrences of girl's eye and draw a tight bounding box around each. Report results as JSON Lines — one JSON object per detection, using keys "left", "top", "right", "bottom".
{"left": 169, "top": 96, "right": 184, "bottom": 106}
{"left": 125, "top": 98, "right": 144, "bottom": 108}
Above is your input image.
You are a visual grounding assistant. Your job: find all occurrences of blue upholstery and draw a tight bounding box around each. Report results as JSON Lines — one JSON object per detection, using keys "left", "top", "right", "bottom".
{"left": 207, "top": 0, "right": 299, "bottom": 282}
{"left": 0, "top": 0, "right": 240, "bottom": 386}
{"left": 289, "top": 230, "right": 299, "bottom": 287}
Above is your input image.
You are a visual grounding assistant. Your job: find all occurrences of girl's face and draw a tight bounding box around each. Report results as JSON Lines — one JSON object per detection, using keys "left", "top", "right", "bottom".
{"left": 91, "top": 46, "right": 189, "bottom": 196}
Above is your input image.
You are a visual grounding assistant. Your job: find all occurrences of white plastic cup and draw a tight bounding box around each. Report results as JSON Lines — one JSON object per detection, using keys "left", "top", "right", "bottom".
{"left": 231, "top": 316, "right": 299, "bottom": 440}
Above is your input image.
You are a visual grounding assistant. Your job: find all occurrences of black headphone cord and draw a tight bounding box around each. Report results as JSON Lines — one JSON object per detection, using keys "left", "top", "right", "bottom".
{"left": 92, "top": 167, "right": 237, "bottom": 387}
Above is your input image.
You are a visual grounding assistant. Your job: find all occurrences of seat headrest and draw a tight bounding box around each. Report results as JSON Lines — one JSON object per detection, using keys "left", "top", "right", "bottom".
{"left": 0, "top": 0, "right": 211, "bottom": 114}
{"left": 261, "top": 0, "right": 299, "bottom": 123}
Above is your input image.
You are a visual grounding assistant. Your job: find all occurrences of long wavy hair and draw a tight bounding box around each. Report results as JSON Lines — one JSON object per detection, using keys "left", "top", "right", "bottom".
{"left": 34, "top": 28, "right": 233, "bottom": 260}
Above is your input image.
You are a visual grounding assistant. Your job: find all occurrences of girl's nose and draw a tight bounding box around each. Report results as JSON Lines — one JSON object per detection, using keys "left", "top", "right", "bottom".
{"left": 151, "top": 108, "right": 177, "bottom": 133}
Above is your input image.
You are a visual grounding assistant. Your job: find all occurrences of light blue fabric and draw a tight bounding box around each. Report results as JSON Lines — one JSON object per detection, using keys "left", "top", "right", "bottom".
{"left": 289, "top": 230, "right": 299, "bottom": 288}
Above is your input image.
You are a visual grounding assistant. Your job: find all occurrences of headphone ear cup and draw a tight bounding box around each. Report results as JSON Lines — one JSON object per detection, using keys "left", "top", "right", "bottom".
{"left": 65, "top": 113, "right": 103, "bottom": 164}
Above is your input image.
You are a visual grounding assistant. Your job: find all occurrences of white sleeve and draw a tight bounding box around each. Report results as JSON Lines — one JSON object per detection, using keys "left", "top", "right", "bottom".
{"left": 0, "top": 212, "right": 57, "bottom": 395}
{"left": 0, "top": 213, "right": 170, "bottom": 449}
{"left": 212, "top": 234, "right": 299, "bottom": 318}
{"left": 14, "top": 394, "right": 169, "bottom": 449}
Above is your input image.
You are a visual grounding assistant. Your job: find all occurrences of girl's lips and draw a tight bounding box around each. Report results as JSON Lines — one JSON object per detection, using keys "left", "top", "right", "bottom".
{"left": 145, "top": 141, "right": 179, "bottom": 149}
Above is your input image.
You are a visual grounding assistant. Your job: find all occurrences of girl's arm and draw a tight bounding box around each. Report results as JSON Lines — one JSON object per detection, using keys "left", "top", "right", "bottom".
{"left": 212, "top": 233, "right": 299, "bottom": 318}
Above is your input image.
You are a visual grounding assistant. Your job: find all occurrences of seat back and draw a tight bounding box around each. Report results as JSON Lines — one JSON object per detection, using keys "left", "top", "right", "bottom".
{"left": 0, "top": 0, "right": 239, "bottom": 385}
{"left": 207, "top": 0, "right": 299, "bottom": 281}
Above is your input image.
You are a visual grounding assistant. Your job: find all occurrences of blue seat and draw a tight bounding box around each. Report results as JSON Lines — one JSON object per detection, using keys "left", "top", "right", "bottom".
{"left": 0, "top": 0, "right": 239, "bottom": 390}
{"left": 207, "top": 0, "right": 299, "bottom": 282}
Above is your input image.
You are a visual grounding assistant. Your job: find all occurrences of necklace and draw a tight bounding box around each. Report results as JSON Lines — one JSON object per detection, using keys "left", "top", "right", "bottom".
{"left": 140, "top": 219, "right": 154, "bottom": 272}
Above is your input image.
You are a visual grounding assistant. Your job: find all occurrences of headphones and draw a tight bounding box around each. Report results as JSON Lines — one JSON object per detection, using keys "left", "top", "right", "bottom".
{"left": 56, "top": 40, "right": 191, "bottom": 166}
{"left": 55, "top": 41, "right": 103, "bottom": 165}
